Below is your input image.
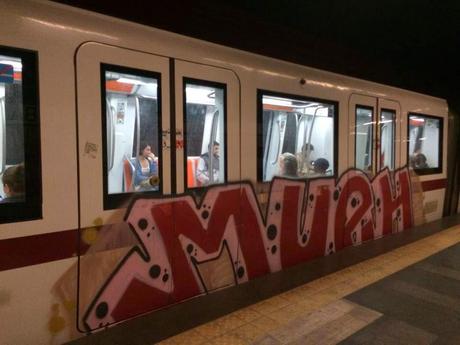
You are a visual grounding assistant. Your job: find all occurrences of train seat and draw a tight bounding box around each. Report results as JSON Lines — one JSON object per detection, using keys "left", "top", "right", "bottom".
{"left": 187, "top": 156, "right": 201, "bottom": 188}
{"left": 123, "top": 157, "right": 136, "bottom": 192}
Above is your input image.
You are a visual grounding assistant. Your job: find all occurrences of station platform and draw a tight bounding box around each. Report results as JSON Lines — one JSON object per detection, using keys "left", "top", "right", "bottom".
{"left": 68, "top": 214, "right": 460, "bottom": 345}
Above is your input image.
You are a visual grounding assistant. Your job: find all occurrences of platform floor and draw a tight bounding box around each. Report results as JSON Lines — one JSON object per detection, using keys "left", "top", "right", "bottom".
{"left": 68, "top": 215, "right": 460, "bottom": 345}
{"left": 157, "top": 225, "right": 460, "bottom": 345}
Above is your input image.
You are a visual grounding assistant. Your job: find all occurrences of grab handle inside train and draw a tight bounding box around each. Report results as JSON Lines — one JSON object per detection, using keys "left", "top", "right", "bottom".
{"left": 106, "top": 99, "right": 116, "bottom": 172}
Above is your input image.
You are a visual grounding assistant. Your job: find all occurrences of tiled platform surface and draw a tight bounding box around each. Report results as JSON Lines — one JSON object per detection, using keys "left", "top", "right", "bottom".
{"left": 67, "top": 214, "right": 460, "bottom": 345}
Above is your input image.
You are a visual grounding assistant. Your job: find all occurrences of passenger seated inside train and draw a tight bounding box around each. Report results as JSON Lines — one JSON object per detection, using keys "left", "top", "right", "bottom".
{"left": 196, "top": 141, "right": 220, "bottom": 186}
{"left": 133, "top": 142, "right": 159, "bottom": 191}
{"left": 411, "top": 151, "right": 429, "bottom": 169}
{"left": 1, "top": 163, "right": 25, "bottom": 203}
{"left": 278, "top": 152, "right": 298, "bottom": 178}
{"left": 309, "top": 158, "right": 330, "bottom": 177}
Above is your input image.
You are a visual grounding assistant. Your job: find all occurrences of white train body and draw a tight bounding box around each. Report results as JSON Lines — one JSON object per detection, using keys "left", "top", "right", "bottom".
{"left": 0, "top": 1, "right": 448, "bottom": 344}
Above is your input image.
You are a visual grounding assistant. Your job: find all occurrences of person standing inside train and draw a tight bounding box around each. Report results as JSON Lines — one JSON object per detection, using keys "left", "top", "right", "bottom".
{"left": 134, "top": 142, "right": 159, "bottom": 191}
{"left": 196, "top": 141, "right": 220, "bottom": 186}
{"left": 1, "top": 163, "right": 25, "bottom": 203}
{"left": 297, "top": 143, "right": 316, "bottom": 175}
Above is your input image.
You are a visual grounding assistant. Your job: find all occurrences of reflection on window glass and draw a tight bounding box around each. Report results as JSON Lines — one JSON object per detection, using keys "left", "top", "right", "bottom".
{"left": 380, "top": 109, "right": 395, "bottom": 170}
{"left": 260, "top": 93, "right": 335, "bottom": 181}
{"left": 0, "top": 54, "right": 25, "bottom": 204}
{"left": 408, "top": 114, "right": 442, "bottom": 171}
{"left": 103, "top": 67, "right": 160, "bottom": 196}
{"left": 185, "top": 81, "right": 226, "bottom": 188}
{"left": 355, "top": 106, "right": 373, "bottom": 173}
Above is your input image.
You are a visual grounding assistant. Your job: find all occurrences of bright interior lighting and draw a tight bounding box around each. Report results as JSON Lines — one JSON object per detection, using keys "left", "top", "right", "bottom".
{"left": 186, "top": 87, "right": 215, "bottom": 105}
{"left": 263, "top": 97, "right": 293, "bottom": 107}
{"left": 116, "top": 77, "right": 156, "bottom": 87}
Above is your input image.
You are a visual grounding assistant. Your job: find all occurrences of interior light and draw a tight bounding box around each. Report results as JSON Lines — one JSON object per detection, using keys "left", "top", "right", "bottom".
{"left": 117, "top": 77, "right": 156, "bottom": 86}
{"left": 186, "top": 87, "right": 215, "bottom": 105}
{"left": 263, "top": 97, "right": 293, "bottom": 107}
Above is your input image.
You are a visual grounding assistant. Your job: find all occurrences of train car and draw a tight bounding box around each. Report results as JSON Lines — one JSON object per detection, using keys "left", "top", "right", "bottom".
{"left": 0, "top": 1, "right": 450, "bottom": 344}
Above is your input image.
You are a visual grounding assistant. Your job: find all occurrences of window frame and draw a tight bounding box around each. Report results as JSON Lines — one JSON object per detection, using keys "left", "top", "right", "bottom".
{"left": 100, "top": 63, "right": 163, "bottom": 210}
{"left": 182, "top": 77, "right": 228, "bottom": 190}
{"left": 257, "top": 89, "right": 339, "bottom": 182}
{"left": 0, "top": 46, "right": 42, "bottom": 224}
{"left": 407, "top": 112, "right": 443, "bottom": 175}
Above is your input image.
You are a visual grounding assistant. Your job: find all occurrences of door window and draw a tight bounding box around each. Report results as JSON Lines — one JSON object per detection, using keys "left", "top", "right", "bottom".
{"left": 379, "top": 109, "right": 395, "bottom": 170}
{"left": 184, "top": 79, "right": 226, "bottom": 189}
{"left": 101, "top": 64, "right": 162, "bottom": 209}
{"left": 355, "top": 106, "right": 374, "bottom": 173}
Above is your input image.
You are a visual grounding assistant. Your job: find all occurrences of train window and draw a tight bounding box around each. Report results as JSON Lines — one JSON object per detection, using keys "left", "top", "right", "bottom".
{"left": 184, "top": 79, "right": 226, "bottom": 189}
{"left": 355, "top": 106, "right": 373, "bottom": 173}
{"left": 0, "top": 47, "right": 41, "bottom": 223}
{"left": 408, "top": 113, "right": 443, "bottom": 174}
{"left": 258, "top": 90, "right": 337, "bottom": 182}
{"left": 380, "top": 109, "right": 395, "bottom": 170}
{"left": 101, "top": 64, "right": 162, "bottom": 209}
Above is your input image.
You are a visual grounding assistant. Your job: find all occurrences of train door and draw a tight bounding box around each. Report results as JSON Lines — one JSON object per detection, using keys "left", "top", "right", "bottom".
{"left": 171, "top": 61, "right": 241, "bottom": 299}
{"left": 76, "top": 43, "right": 172, "bottom": 330}
{"left": 350, "top": 94, "right": 399, "bottom": 176}
{"left": 174, "top": 61, "right": 240, "bottom": 193}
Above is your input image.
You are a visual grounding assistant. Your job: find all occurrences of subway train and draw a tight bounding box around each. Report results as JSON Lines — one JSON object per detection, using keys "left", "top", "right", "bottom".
{"left": 0, "top": 1, "right": 455, "bottom": 344}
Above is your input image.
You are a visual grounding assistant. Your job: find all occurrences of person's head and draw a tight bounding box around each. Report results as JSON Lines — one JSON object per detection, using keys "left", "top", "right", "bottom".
{"left": 303, "top": 143, "right": 314, "bottom": 152}
{"left": 2, "top": 164, "right": 25, "bottom": 197}
{"left": 301, "top": 143, "right": 315, "bottom": 161}
{"left": 208, "top": 141, "right": 220, "bottom": 157}
{"left": 312, "top": 158, "right": 329, "bottom": 174}
{"left": 279, "top": 152, "right": 298, "bottom": 177}
{"left": 139, "top": 142, "right": 152, "bottom": 158}
{"left": 414, "top": 153, "right": 427, "bottom": 168}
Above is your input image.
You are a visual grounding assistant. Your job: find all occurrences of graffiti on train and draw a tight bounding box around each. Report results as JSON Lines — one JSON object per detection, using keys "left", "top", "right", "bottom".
{"left": 82, "top": 167, "right": 412, "bottom": 330}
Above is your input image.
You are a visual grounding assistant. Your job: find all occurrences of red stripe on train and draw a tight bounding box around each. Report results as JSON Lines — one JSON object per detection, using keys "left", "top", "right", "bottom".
{"left": 421, "top": 179, "right": 447, "bottom": 192}
{"left": 0, "top": 229, "right": 89, "bottom": 272}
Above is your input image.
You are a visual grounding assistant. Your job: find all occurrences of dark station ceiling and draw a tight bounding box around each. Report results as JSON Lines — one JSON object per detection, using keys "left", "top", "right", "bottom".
{"left": 54, "top": 0, "right": 460, "bottom": 109}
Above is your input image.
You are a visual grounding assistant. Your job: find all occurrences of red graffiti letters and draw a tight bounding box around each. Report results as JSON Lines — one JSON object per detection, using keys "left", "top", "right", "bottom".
{"left": 82, "top": 168, "right": 412, "bottom": 330}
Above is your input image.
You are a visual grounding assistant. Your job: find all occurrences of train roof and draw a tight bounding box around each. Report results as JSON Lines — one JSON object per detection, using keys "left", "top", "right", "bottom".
{"left": 2, "top": 0, "right": 448, "bottom": 111}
